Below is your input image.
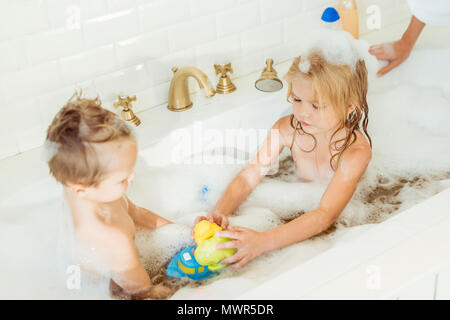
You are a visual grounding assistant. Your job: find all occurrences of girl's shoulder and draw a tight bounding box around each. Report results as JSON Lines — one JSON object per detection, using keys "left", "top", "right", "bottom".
{"left": 273, "top": 114, "right": 296, "bottom": 142}
{"left": 339, "top": 129, "right": 372, "bottom": 169}
{"left": 350, "top": 129, "right": 371, "bottom": 150}
{"left": 273, "top": 114, "right": 294, "bottom": 130}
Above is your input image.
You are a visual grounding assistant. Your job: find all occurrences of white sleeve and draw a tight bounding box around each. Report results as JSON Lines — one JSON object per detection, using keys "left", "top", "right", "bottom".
{"left": 407, "top": 0, "right": 450, "bottom": 25}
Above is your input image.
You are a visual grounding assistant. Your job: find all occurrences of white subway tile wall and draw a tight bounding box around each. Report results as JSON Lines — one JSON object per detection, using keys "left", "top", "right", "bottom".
{"left": 0, "top": 0, "right": 412, "bottom": 159}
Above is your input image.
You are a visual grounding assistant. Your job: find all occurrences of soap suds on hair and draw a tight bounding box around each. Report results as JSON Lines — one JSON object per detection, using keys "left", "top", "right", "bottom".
{"left": 42, "top": 139, "right": 61, "bottom": 163}
{"left": 298, "top": 29, "right": 378, "bottom": 77}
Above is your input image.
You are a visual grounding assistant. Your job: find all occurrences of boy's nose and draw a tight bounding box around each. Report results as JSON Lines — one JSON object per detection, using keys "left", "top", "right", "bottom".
{"left": 128, "top": 172, "right": 136, "bottom": 184}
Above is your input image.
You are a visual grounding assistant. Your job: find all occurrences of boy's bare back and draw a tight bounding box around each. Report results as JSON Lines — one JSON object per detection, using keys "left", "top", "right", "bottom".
{"left": 68, "top": 194, "right": 135, "bottom": 273}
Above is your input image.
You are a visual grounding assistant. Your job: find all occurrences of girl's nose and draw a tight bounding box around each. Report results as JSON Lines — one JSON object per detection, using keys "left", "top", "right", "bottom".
{"left": 299, "top": 109, "right": 309, "bottom": 118}
{"left": 296, "top": 103, "right": 309, "bottom": 118}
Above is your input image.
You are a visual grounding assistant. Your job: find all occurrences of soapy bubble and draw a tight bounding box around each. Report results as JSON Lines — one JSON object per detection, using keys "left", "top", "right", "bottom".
{"left": 298, "top": 29, "right": 378, "bottom": 78}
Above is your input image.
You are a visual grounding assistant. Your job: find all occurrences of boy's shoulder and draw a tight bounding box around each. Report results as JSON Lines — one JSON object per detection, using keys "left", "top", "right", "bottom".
{"left": 74, "top": 216, "right": 138, "bottom": 273}
{"left": 74, "top": 205, "right": 133, "bottom": 247}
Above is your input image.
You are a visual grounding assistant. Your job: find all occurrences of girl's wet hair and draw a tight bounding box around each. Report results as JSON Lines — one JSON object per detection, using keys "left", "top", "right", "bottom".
{"left": 45, "top": 91, "right": 134, "bottom": 187}
{"left": 284, "top": 52, "right": 372, "bottom": 170}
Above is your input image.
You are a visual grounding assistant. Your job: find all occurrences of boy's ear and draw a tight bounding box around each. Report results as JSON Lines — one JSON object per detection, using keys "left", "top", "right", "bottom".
{"left": 68, "top": 183, "right": 87, "bottom": 196}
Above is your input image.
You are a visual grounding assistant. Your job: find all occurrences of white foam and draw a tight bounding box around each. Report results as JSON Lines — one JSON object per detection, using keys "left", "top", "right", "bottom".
{"left": 0, "top": 191, "right": 111, "bottom": 299}
{"left": 229, "top": 207, "right": 283, "bottom": 232}
{"left": 78, "top": 118, "right": 90, "bottom": 138}
{"left": 367, "top": 83, "right": 450, "bottom": 174}
{"left": 134, "top": 223, "right": 194, "bottom": 275}
{"left": 298, "top": 29, "right": 378, "bottom": 78}
{"left": 42, "top": 139, "right": 60, "bottom": 163}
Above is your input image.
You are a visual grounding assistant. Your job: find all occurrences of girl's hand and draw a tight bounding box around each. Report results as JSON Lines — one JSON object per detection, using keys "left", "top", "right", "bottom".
{"left": 215, "top": 226, "right": 267, "bottom": 269}
{"left": 190, "top": 212, "right": 229, "bottom": 239}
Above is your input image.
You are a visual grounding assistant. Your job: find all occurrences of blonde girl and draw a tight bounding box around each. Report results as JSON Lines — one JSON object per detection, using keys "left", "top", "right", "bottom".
{"left": 193, "top": 48, "right": 372, "bottom": 269}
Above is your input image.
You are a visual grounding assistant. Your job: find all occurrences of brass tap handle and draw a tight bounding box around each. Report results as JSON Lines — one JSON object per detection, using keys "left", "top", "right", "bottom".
{"left": 214, "top": 62, "right": 236, "bottom": 94}
{"left": 113, "top": 95, "right": 141, "bottom": 126}
{"left": 214, "top": 63, "right": 233, "bottom": 77}
{"left": 114, "top": 95, "right": 136, "bottom": 110}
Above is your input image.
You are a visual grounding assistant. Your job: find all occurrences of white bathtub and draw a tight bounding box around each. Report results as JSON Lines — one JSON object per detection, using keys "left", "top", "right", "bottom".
{"left": 131, "top": 55, "right": 450, "bottom": 299}
{"left": 1, "top": 25, "right": 450, "bottom": 299}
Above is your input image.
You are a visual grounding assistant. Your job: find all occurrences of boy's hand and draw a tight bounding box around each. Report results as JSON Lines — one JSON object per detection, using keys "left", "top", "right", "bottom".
{"left": 205, "top": 212, "right": 229, "bottom": 230}
{"left": 190, "top": 212, "right": 229, "bottom": 240}
{"left": 110, "top": 279, "right": 173, "bottom": 300}
{"left": 146, "top": 284, "right": 173, "bottom": 300}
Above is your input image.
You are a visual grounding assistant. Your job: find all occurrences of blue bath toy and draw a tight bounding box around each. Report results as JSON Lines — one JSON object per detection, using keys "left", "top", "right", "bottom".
{"left": 200, "top": 184, "right": 209, "bottom": 202}
{"left": 321, "top": 7, "right": 340, "bottom": 23}
{"left": 201, "top": 185, "right": 209, "bottom": 194}
{"left": 166, "top": 245, "right": 216, "bottom": 281}
{"left": 166, "top": 221, "right": 236, "bottom": 281}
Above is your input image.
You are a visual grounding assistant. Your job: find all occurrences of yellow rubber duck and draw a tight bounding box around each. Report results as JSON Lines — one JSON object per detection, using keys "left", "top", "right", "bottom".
{"left": 193, "top": 220, "right": 223, "bottom": 245}
{"left": 193, "top": 220, "right": 235, "bottom": 271}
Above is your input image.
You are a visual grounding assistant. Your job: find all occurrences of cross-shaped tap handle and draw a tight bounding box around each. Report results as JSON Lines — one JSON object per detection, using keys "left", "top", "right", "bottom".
{"left": 114, "top": 95, "right": 136, "bottom": 110}
{"left": 214, "top": 62, "right": 233, "bottom": 77}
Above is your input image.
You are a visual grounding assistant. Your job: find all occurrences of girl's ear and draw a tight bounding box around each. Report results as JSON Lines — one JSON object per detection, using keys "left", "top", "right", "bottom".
{"left": 347, "top": 103, "right": 357, "bottom": 116}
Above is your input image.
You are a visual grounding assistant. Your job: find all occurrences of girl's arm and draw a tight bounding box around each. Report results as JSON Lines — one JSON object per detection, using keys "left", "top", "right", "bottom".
{"left": 263, "top": 145, "right": 372, "bottom": 251}
{"left": 216, "top": 145, "right": 372, "bottom": 268}
{"left": 201, "top": 119, "right": 287, "bottom": 226}
{"left": 125, "top": 195, "right": 172, "bottom": 229}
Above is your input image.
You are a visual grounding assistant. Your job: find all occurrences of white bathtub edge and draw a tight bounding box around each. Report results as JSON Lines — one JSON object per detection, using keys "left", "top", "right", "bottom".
{"left": 237, "top": 187, "right": 450, "bottom": 299}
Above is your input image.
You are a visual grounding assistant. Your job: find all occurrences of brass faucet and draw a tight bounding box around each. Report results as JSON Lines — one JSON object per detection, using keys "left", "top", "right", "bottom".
{"left": 167, "top": 66, "right": 216, "bottom": 112}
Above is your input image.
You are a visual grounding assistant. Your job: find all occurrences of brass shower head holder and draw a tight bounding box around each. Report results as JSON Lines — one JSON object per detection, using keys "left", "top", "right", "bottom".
{"left": 255, "top": 58, "right": 283, "bottom": 92}
{"left": 214, "top": 62, "right": 236, "bottom": 94}
{"left": 113, "top": 95, "right": 141, "bottom": 126}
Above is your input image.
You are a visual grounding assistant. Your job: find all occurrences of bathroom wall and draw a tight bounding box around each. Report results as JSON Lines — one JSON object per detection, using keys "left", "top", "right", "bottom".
{"left": 0, "top": 0, "right": 410, "bottom": 160}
